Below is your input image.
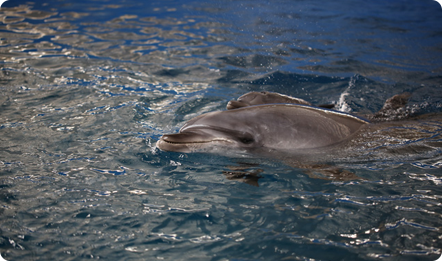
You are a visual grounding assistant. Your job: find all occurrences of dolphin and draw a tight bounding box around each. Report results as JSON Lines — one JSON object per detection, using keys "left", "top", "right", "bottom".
{"left": 156, "top": 104, "right": 369, "bottom": 153}
{"left": 227, "top": 91, "right": 411, "bottom": 122}
{"left": 226, "top": 91, "right": 335, "bottom": 110}
{"left": 155, "top": 91, "right": 442, "bottom": 184}
{"left": 368, "top": 92, "right": 411, "bottom": 122}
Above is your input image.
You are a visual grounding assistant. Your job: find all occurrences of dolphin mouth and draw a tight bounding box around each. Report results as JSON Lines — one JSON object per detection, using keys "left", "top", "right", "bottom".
{"left": 160, "top": 134, "right": 233, "bottom": 144}
{"left": 156, "top": 132, "right": 234, "bottom": 152}
{"left": 160, "top": 132, "right": 209, "bottom": 144}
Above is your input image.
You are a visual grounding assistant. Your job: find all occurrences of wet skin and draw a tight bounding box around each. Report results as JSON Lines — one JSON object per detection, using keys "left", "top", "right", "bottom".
{"left": 156, "top": 104, "right": 369, "bottom": 153}
{"left": 156, "top": 92, "right": 441, "bottom": 183}
{"left": 226, "top": 91, "right": 335, "bottom": 110}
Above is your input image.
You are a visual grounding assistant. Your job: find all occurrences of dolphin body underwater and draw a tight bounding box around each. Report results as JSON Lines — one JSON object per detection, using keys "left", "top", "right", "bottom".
{"left": 155, "top": 91, "right": 412, "bottom": 155}
{"left": 156, "top": 91, "right": 441, "bottom": 184}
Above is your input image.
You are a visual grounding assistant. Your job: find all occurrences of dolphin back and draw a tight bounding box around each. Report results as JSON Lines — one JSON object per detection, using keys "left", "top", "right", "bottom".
{"left": 245, "top": 104, "right": 369, "bottom": 150}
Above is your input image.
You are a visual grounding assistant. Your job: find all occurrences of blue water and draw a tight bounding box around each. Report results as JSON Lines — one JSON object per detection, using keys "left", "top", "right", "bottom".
{"left": 1, "top": 0, "right": 442, "bottom": 260}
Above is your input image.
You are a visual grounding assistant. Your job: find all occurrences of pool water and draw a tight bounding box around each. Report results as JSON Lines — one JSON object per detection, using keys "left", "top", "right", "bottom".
{"left": 1, "top": 0, "right": 442, "bottom": 260}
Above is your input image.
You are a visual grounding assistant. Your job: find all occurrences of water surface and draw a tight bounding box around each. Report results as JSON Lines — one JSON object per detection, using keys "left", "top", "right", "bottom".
{"left": 1, "top": 0, "right": 442, "bottom": 260}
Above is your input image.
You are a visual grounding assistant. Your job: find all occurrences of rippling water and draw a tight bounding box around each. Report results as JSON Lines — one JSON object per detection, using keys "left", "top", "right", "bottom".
{"left": 1, "top": 0, "right": 442, "bottom": 260}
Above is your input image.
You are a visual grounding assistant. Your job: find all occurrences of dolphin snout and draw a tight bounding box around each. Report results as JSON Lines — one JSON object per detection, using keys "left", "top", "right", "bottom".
{"left": 226, "top": 100, "right": 249, "bottom": 110}
{"left": 160, "top": 131, "right": 217, "bottom": 144}
{"left": 157, "top": 130, "right": 237, "bottom": 153}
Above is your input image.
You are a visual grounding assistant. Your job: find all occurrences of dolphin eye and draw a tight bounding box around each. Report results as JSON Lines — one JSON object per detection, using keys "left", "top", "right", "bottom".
{"left": 239, "top": 137, "right": 254, "bottom": 144}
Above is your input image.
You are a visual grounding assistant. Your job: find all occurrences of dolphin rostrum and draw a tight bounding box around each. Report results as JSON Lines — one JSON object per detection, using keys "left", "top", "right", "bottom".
{"left": 156, "top": 104, "right": 369, "bottom": 153}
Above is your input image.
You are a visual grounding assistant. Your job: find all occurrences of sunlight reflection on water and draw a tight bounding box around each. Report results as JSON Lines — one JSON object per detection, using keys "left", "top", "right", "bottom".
{"left": 1, "top": 0, "right": 442, "bottom": 260}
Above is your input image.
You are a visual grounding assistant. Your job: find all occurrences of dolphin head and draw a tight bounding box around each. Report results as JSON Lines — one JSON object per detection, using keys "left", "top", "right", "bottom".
{"left": 156, "top": 104, "right": 369, "bottom": 154}
{"left": 157, "top": 110, "right": 262, "bottom": 153}
{"left": 226, "top": 91, "right": 312, "bottom": 110}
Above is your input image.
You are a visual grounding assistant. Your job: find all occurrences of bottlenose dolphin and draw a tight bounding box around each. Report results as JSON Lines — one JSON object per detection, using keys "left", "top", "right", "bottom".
{"left": 155, "top": 91, "right": 442, "bottom": 184}
{"left": 227, "top": 91, "right": 334, "bottom": 110}
{"left": 156, "top": 104, "right": 369, "bottom": 153}
{"left": 368, "top": 92, "right": 411, "bottom": 122}
{"left": 228, "top": 91, "right": 411, "bottom": 122}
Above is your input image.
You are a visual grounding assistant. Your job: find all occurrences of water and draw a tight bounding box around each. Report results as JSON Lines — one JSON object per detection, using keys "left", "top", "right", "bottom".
{"left": 1, "top": 0, "right": 442, "bottom": 260}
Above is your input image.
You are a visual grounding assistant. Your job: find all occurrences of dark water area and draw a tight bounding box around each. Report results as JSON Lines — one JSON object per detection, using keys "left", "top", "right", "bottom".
{"left": 1, "top": 0, "right": 442, "bottom": 260}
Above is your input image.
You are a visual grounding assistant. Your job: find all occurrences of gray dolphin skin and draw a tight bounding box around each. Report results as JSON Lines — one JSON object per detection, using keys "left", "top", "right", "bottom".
{"left": 156, "top": 104, "right": 369, "bottom": 153}
{"left": 226, "top": 91, "right": 312, "bottom": 110}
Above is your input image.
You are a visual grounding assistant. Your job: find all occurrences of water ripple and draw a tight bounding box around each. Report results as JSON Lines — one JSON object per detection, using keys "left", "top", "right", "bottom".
{"left": 1, "top": 1, "right": 442, "bottom": 261}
